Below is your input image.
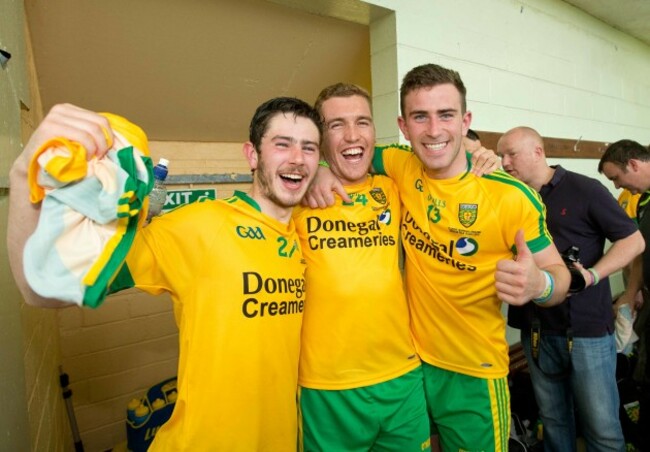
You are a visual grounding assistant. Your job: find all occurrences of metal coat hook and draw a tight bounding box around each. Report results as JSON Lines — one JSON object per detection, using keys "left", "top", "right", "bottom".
{"left": 573, "top": 136, "right": 582, "bottom": 152}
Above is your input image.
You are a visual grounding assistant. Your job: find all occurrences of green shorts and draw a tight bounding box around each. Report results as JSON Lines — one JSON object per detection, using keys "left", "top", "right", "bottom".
{"left": 422, "top": 362, "right": 510, "bottom": 452}
{"left": 298, "top": 366, "right": 431, "bottom": 452}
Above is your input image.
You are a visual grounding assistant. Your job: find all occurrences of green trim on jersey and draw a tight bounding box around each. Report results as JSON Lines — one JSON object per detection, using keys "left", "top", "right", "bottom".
{"left": 482, "top": 171, "right": 551, "bottom": 253}
{"left": 376, "top": 145, "right": 553, "bottom": 378}
{"left": 110, "top": 191, "right": 260, "bottom": 296}
{"left": 231, "top": 190, "right": 261, "bottom": 211}
{"left": 81, "top": 149, "right": 153, "bottom": 307}
{"left": 618, "top": 189, "right": 641, "bottom": 224}
{"left": 108, "top": 261, "right": 136, "bottom": 293}
{"left": 373, "top": 143, "right": 412, "bottom": 176}
{"left": 459, "top": 151, "right": 474, "bottom": 180}
{"left": 483, "top": 171, "right": 545, "bottom": 212}
{"left": 112, "top": 196, "right": 306, "bottom": 450}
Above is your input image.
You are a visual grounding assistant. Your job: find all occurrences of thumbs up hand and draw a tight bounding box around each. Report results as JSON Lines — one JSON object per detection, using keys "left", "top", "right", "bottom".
{"left": 495, "top": 229, "right": 548, "bottom": 306}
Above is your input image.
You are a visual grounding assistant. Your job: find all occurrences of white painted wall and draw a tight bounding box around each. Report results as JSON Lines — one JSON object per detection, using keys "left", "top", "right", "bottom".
{"left": 366, "top": 0, "right": 650, "bottom": 146}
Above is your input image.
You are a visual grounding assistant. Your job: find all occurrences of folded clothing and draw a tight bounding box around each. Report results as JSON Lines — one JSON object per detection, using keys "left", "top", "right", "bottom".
{"left": 24, "top": 113, "right": 153, "bottom": 307}
{"left": 615, "top": 303, "right": 639, "bottom": 354}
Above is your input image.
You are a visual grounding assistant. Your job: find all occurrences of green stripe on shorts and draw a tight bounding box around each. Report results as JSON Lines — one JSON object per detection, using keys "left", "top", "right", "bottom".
{"left": 422, "top": 362, "right": 510, "bottom": 452}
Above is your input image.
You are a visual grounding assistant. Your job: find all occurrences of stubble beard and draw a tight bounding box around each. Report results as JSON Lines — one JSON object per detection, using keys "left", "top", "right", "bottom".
{"left": 255, "top": 157, "right": 307, "bottom": 209}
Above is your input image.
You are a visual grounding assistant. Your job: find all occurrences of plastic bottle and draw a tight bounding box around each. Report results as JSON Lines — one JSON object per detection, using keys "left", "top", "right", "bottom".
{"left": 127, "top": 398, "right": 150, "bottom": 426}
{"left": 147, "top": 158, "right": 169, "bottom": 222}
{"left": 151, "top": 398, "right": 166, "bottom": 411}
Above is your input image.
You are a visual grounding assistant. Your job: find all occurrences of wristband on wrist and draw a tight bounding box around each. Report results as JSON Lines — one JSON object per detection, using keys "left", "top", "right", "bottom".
{"left": 533, "top": 270, "right": 554, "bottom": 305}
{"left": 318, "top": 160, "right": 330, "bottom": 168}
{"left": 587, "top": 268, "right": 600, "bottom": 286}
{"left": 584, "top": 269, "right": 594, "bottom": 287}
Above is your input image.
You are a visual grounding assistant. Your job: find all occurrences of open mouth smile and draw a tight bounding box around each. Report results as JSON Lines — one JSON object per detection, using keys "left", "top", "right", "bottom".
{"left": 341, "top": 147, "right": 364, "bottom": 162}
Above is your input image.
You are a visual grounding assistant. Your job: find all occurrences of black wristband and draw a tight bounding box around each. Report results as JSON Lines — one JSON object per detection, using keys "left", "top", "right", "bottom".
{"left": 568, "top": 267, "right": 586, "bottom": 294}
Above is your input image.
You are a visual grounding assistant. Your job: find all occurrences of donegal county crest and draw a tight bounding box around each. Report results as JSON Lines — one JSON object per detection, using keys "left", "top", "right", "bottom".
{"left": 458, "top": 203, "right": 478, "bottom": 228}
{"left": 369, "top": 187, "right": 387, "bottom": 205}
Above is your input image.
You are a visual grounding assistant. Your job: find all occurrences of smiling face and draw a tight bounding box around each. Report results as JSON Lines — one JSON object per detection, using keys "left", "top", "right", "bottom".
{"left": 320, "top": 94, "right": 375, "bottom": 186}
{"left": 244, "top": 112, "right": 320, "bottom": 220}
{"left": 398, "top": 84, "right": 471, "bottom": 179}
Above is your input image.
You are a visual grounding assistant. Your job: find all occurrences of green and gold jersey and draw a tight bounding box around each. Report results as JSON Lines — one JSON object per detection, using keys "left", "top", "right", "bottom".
{"left": 111, "top": 191, "right": 306, "bottom": 451}
{"left": 373, "top": 145, "right": 552, "bottom": 379}
{"left": 293, "top": 175, "right": 419, "bottom": 390}
{"left": 618, "top": 188, "right": 641, "bottom": 222}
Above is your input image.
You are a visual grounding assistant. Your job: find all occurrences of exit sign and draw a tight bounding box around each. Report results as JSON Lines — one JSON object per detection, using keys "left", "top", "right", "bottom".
{"left": 164, "top": 189, "right": 216, "bottom": 211}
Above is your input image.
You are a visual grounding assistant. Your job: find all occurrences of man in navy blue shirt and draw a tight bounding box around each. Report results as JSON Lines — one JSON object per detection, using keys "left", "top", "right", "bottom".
{"left": 599, "top": 139, "right": 650, "bottom": 449}
{"left": 498, "top": 127, "right": 644, "bottom": 451}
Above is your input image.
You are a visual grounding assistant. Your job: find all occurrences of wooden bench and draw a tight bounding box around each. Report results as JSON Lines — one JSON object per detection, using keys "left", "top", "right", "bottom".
{"left": 509, "top": 342, "right": 529, "bottom": 376}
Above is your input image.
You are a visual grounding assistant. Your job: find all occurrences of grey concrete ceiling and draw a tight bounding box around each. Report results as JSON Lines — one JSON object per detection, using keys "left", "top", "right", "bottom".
{"left": 24, "top": 0, "right": 649, "bottom": 143}
{"left": 25, "top": 0, "right": 372, "bottom": 143}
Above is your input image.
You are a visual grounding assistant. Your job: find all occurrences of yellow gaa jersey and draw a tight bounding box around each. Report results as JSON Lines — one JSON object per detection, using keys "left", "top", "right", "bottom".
{"left": 374, "top": 145, "right": 552, "bottom": 379}
{"left": 618, "top": 189, "right": 641, "bottom": 222}
{"left": 111, "top": 192, "right": 306, "bottom": 451}
{"left": 293, "top": 175, "right": 420, "bottom": 390}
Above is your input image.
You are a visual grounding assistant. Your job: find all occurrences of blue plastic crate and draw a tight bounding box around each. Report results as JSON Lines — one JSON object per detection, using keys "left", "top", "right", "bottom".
{"left": 126, "top": 376, "right": 177, "bottom": 451}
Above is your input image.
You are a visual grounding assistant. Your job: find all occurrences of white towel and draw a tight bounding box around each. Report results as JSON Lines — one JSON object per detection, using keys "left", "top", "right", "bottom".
{"left": 23, "top": 113, "right": 153, "bottom": 307}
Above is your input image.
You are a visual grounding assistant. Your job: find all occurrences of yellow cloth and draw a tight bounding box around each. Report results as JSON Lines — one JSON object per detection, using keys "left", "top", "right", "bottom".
{"left": 294, "top": 175, "right": 420, "bottom": 390}
{"left": 374, "top": 144, "right": 552, "bottom": 379}
{"left": 24, "top": 113, "right": 152, "bottom": 306}
{"left": 618, "top": 189, "right": 641, "bottom": 222}
{"left": 111, "top": 192, "right": 306, "bottom": 451}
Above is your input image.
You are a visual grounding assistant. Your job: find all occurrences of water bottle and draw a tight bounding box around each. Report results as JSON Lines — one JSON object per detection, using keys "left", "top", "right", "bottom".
{"left": 147, "top": 158, "right": 169, "bottom": 222}
{"left": 127, "top": 398, "right": 150, "bottom": 426}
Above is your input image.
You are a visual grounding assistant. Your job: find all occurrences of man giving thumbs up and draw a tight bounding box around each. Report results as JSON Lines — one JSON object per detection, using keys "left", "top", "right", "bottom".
{"left": 372, "top": 64, "right": 570, "bottom": 451}
{"left": 496, "top": 229, "right": 569, "bottom": 306}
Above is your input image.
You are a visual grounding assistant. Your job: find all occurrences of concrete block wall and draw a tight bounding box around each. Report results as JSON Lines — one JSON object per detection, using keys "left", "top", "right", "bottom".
{"left": 2, "top": 12, "right": 73, "bottom": 451}
{"left": 149, "top": 141, "right": 253, "bottom": 199}
{"left": 59, "top": 292, "right": 179, "bottom": 451}
{"left": 22, "top": 304, "right": 71, "bottom": 452}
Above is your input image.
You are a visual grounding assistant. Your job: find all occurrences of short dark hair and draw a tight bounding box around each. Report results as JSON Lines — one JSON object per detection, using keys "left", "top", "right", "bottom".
{"left": 598, "top": 139, "right": 650, "bottom": 173}
{"left": 400, "top": 64, "right": 467, "bottom": 117}
{"left": 466, "top": 129, "right": 480, "bottom": 141}
{"left": 314, "top": 83, "right": 372, "bottom": 118}
{"left": 249, "top": 97, "right": 322, "bottom": 150}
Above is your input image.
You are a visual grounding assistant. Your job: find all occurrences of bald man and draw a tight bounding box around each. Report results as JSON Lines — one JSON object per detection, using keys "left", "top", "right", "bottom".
{"left": 498, "top": 126, "right": 644, "bottom": 451}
